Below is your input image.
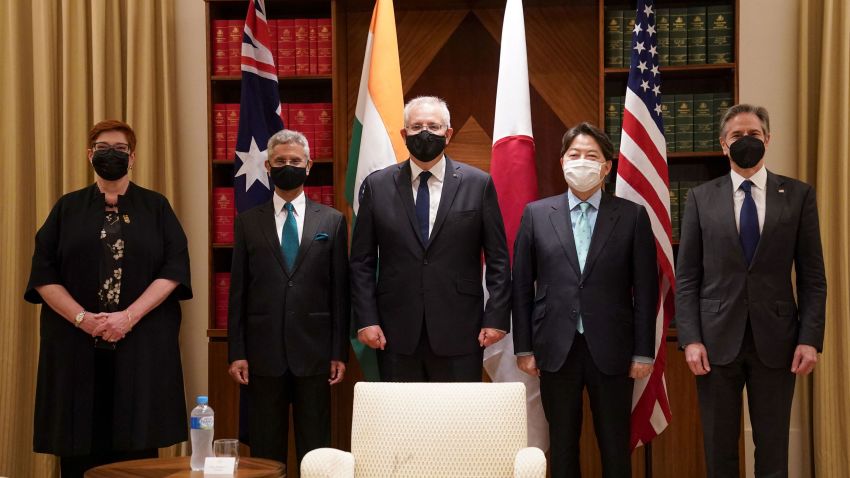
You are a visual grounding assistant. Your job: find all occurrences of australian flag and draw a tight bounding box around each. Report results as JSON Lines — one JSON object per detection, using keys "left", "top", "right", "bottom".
{"left": 234, "top": 0, "right": 283, "bottom": 213}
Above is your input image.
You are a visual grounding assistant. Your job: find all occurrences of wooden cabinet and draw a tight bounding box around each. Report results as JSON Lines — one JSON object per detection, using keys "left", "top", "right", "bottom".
{"left": 203, "top": 1, "right": 742, "bottom": 476}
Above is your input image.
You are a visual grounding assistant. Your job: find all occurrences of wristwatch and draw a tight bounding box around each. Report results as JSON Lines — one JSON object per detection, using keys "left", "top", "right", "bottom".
{"left": 74, "top": 310, "right": 86, "bottom": 327}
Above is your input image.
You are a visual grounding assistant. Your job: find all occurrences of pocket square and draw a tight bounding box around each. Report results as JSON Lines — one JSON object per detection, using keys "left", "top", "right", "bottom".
{"left": 314, "top": 232, "right": 329, "bottom": 241}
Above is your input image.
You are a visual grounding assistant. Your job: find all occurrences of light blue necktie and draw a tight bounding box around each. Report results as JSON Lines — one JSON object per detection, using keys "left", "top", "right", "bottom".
{"left": 575, "top": 202, "right": 592, "bottom": 334}
{"left": 281, "top": 202, "right": 298, "bottom": 272}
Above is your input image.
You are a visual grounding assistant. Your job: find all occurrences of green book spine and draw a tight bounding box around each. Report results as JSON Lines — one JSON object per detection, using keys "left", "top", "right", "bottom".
{"left": 713, "top": 93, "right": 733, "bottom": 151}
{"left": 669, "top": 8, "right": 689, "bottom": 66}
{"left": 707, "top": 5, "right": 734, "bottom": 64}
{"left": 623, "top": 12, "right": 636, "bottom": 67}
{"left": 661, "top": 98, "right": 676, "bottom": 152}
{"left": 605, "top": 96, "right": 623, "bottom": 153}
{"left": 675, "top": 94, "right": 694, "bottom": 152}
{"left": 656, "top": 8, "right": 669, "bottom": 66}
{"left": 669, "top": 181, "right": 680, "bottom": 241}
{"left": 687, "top": 6, "right": 707, "bottom": 64}
{"left": 679, "top": 181, "right": 700, "bottom": 229}
{"left": 693, "top": 93, "right": 714, "bottom": 151}
{"left": 605, "top": 9, "right": 624, "bottom": 67}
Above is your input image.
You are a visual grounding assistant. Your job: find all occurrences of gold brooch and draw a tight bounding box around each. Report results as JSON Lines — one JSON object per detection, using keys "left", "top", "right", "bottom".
{"left": 123, "top": 214, "right": 131, "bottom": 224}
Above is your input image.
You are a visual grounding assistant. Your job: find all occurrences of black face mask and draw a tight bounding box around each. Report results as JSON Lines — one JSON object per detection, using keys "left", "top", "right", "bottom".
{"left": 91, "top": 149, "right": 130, "bottom": 181}
{"left": 728, "top": 135, "right": 765, "bottom": 169}
{"left": 270, "top": 165, "right": 307, "bottom": 191}
{"left": 405, "top": 130, "right": 447, "bottom": 163}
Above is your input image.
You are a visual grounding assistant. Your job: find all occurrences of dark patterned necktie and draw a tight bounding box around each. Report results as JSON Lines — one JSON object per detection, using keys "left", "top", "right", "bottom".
{"left": 415, "top": 171, "right": 432, "bottom": 243}
{"left": 739, "top": 180, "right": 760, "bottom": 264}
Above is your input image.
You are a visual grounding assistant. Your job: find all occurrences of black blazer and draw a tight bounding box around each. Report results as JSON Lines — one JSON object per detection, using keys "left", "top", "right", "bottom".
{"left": 676, "top": 171, "right": 826, "bottom": 367}
{"left": 228, "top": 198, "right": 350, "bottom": 377}
{"left": 25, "top": 182, "right": 192, "bottom": 455}
{"left": 512, "top": 192, "right": 659, "bottom": 375}
{"left": 350, "top": 157, "right": 511, "bottom": 356}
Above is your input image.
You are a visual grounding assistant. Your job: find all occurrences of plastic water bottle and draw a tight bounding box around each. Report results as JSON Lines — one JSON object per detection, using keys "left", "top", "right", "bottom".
{"left": 190, "top": 395, "right": 215, "bottom": 471}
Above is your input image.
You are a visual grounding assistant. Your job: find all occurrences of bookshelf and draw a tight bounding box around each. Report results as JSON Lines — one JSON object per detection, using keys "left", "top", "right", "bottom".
{"left": 204, "top": 1, "right": 346, "bottom": 474}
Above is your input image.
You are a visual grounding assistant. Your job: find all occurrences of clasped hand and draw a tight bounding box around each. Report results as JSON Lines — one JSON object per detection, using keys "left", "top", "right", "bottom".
{"left": 80, "top": 311, "right": 133, "bottom": 343}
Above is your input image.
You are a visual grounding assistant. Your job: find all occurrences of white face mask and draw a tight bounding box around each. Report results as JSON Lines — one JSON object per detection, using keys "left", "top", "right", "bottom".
{"left": 562, "top": 158, "right": 603, "bottom": 192}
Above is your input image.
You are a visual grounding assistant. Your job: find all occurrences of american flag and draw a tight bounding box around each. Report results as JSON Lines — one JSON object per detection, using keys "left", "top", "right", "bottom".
{"left": 614, "top": 0, "right": 674, "bottom": 449}
{"left": 233, "top": 0, "right": 284, "bottom": 213}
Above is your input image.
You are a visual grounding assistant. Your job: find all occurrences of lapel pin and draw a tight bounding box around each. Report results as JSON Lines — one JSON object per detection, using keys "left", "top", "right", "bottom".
{"left": 452, "top": 173, "right": 457, "bottom": 178}
{"left": 778, "top": 189, "right": 785, "bottom": 194}
{"left": 123, "top": 214, "right": 130, "bottom": 224}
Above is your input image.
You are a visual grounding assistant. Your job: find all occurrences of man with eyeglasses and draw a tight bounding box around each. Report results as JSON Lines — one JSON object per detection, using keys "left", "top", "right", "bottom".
{"left": 227, "top": 129, "right": 350, "bottom": 468}
{"left": 350, "top": 96, "right": 511, "bottom": 382}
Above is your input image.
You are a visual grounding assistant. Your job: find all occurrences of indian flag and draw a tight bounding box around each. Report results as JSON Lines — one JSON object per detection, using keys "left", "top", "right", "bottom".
{"left": 344, "top": 0, "right": 405, "bottom": 380}
{"left": 344, "top": 0, "right": 406, "bottom": 215}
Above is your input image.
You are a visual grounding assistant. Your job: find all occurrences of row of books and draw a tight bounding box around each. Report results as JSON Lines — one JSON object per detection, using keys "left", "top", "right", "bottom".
{"left": 669, "top": 181, "right": 703, "bottom": 241}
{"left": 212, "top": 18, "right": 332, "bottom": 77}
{"left": 214, "top": 272, "right": 230, "bottom": 328}
{"left": 213, "top": 102, "right": 334, "bottom": 161}
{"left": 213, "top": 186, "right": 336, "bottom": 244}
{"left": 605, "top": 5, "right": 733, "bottom": 67}
{"left": 605, "top": 92, "right": 732, "bottom": 153}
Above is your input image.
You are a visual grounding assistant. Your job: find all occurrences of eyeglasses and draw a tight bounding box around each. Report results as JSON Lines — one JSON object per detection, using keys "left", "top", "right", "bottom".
{"left": 93, "top": 142, "right": 131, "bottom": 153}
{"left": 406, "top": 123, "right": 445, "bottom": 134}
{"left": 268, "top": 158, "right": 308, "bottom": 167}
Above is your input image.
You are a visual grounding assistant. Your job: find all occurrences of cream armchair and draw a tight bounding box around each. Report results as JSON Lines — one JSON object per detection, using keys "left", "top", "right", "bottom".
{"left": 302, "top": 382, "right": 546, "bottom": 478}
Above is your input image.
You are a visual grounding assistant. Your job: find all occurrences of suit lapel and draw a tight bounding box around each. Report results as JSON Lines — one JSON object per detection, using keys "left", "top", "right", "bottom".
{"left": 290, "top": 200, "right": 323, "bottom": 275}
{"left": 259, "top": 200, "right": 289, "bottom": 276}
{"left": 427, "top": 156, "right": 461, "bottom": 248}
{"left": 713, "top": 177, "right": 749, "bottom": 269}
{"left": 750, "top": 171, "right": 785, "bottom": 269}
{"left": 581, "top": 193, "right": 620, "bottom": 280}
{"left": 394, "top": 161, "right": 426, "bottom": 249}
{"left": 549, "top": 193, "right": 582, "bottom": 277}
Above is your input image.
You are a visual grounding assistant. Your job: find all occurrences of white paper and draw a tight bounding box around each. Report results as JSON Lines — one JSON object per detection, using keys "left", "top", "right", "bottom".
{"left": 204, "top": 456, "right": 236, "bottom": 475}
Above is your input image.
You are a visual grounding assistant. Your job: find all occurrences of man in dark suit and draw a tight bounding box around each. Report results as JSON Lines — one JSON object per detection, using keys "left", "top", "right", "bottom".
{"left": 512, "top": 122, "right": 658, "bottom": 478}
{"left": 676, "top": 104, "right": 826, "bottom": 478}
{"left": 227, "top": 129, "right": 349, "bottom": 467}
{"left": 350, "top": 95, "right": 511, "bottom": 382}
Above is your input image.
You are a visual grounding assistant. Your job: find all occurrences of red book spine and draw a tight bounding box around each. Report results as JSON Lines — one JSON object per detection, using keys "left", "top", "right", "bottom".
{"left": 212, "top": 20, "right": 229, "bottom": 76}
{"left": 309, "top": 19, "right": 319, "bottom": 75}
{"left": 225, "top": 104, "right": 239, "bottom": 161}
{"left": 294, "top": 19, "right": 309, "bottom": 76}
{"left": 213, "top": 104, "right": 227, "bottom": 161}
{"left": 214, "top": 272, "right": 231, "bottom": 328}
{"left": 306, "top": 104, "right": 318, "bottom": 153}
{"left": 315, "top": 103, "right": 333, "bottom": 160}
{"left": 317, "top": 18, "right": 332, "bottom": 76}
{"left": 321, "top": 185, "right": 334, "bottom": 207}
{"left": 213, "top": 188, "right": 235, "bottom": 244}
{"left": 289, "top": 103, "right": 309, "bottom": 141}
{"left": 267, "top": 19, "right": 279, "bottom": 76}
{"left": 278, "top": 19, "right": 296, "bottom": 77}
{"left": 228, "top": 20, "right": 243, "bottom": 76}
{"left": 304, "top": 186, "right": 322, "bottom": 204}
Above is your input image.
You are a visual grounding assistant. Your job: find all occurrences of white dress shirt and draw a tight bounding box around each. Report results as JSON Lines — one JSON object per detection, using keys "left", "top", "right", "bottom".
{"left": 730, "top": 166, "right": 767, "bottom": 234}
{"left": 410, "top": 155, "right": 446, "bottom": 237}
{"left": 273, "top": 190, "right": 306, "bottom": 244}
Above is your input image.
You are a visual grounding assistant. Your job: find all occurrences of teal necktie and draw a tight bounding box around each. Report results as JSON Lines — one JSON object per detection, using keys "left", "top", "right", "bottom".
{"left": 281, "top": 202, "right": 298, "bottom": 272}
{"left": 575, "top": 202, "right": 591, "bottom": 334}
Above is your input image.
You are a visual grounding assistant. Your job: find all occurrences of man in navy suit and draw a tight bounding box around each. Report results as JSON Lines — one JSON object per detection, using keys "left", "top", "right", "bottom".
{"left": 676, "top": 104, "right": 826, "bottom": 477}
{"left": 350, "top": 96, "right": 511, "bottom": 382}
{"left": 227, "top": 129, "right": 349, "bottom": 468}
{"left": 512, "top": 122, "right": 658, "bottom": 478}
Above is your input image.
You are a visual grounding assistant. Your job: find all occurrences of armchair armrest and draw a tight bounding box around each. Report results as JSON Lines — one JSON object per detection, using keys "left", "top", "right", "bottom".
{"left": 514, "top": 447, "right": 546, "bottom": 478}
{"left": 301, "top": 448, "right": 355, "bottom": 478}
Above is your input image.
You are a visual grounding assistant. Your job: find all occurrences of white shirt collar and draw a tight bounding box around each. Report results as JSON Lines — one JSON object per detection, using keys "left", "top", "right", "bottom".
{"left": 410, "top": 155, "right": 446, "bottom": 183}
{"left": 730, "top": 166, "right": 767, "bottom": 192}
{"left": 272, "top": 190, "right": 306, "bottom": 216}
{"left": 567, "top": 188, "right": 603, "bottom": 211}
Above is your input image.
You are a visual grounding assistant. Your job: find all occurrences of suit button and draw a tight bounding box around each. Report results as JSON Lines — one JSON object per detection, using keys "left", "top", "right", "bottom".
{"left": 288, "top": 281, "right": 295, "bottom": 287}
{"left": 571, "top": 309, "right": 577, "bottom": 317}
{"left": 579, "top": 284, "right": 584, "bottom": 289}
{"left": 423, "top": 258, "right": 429, "bottom": 265}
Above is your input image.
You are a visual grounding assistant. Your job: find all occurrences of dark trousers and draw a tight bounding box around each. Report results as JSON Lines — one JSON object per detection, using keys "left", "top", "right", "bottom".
{"left": 59, "top": 348, "right": 158, "bottom": 478}
{"left": 377, "top": 323, "right": 483, "bottom": 382}
{"left": 247, "top": 371, "right": 331, "bottom": 470}
{"left": 697, "top": 323, "right": 796, "bottom": 478}
{"left": 540, "top": 334, "right": 633, "bottom": 478}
